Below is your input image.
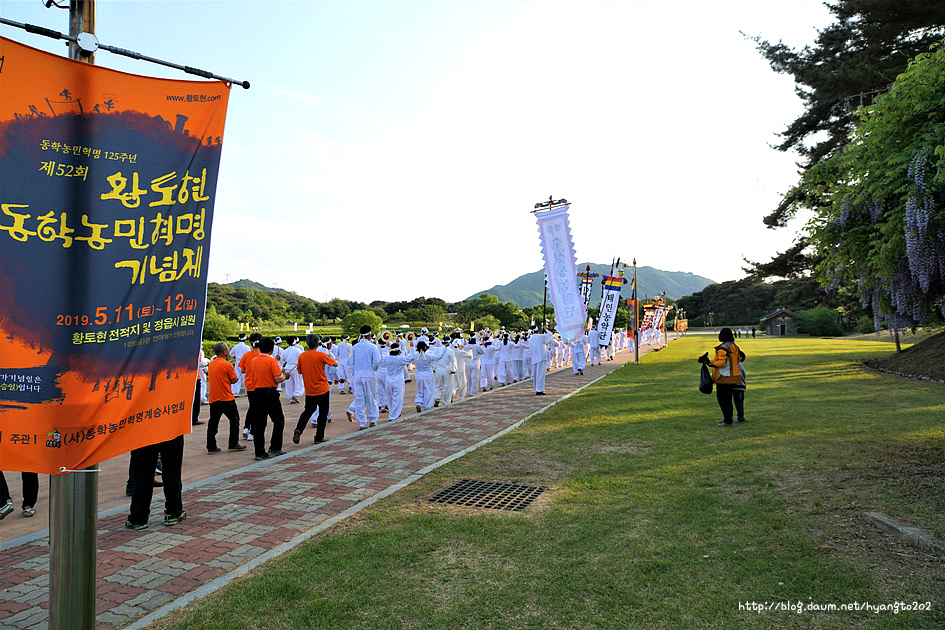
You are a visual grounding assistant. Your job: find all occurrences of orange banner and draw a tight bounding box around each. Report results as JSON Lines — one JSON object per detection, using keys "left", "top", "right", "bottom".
{"left": 0, "top": 37, "right": 230, "bottom": 474}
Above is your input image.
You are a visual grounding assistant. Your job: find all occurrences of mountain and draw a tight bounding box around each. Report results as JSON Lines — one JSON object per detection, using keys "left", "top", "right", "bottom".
{"left": 465, "top": 263, "right": 716, "bottom": 308}
{"left": 228, "top": 279, "right": 281, "bottom": 292}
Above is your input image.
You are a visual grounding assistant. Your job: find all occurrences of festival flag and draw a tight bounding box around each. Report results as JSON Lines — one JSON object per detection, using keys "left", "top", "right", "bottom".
{"left": 535, "top": 204, "right": 585, "bottom": 342}
{"left": 577, "top": 265, "right": 599, "bottom": 310}
{"left": 595, "top": 275, "right": 627, "bottom": 347}
{"left": 0, "top": 37, "right": 231, "bottom": 474}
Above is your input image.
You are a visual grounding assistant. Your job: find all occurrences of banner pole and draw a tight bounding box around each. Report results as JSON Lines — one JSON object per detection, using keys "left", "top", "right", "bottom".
{"left": 49, "top": 3, "right": 99, "bottom": 630}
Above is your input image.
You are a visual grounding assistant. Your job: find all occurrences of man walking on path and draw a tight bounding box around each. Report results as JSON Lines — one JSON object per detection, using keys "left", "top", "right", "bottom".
{"left": 206, "top": 342, "right": 247, "bottom": 453}
{"left": 528, "top": 327, "right": 553, "bottom": 395}
{"left": 293, "top": 335, "right": 339, "bottom": 444}
{"left": 351, "top": 325, "right": 381, "bottom": 428}
{"left": 248, "top": 337, "right": 288, "bottom": 459}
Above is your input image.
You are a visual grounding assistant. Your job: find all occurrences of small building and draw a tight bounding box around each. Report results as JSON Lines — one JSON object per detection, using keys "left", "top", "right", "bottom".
{"left": 760, "top": 309, "right": 797, "bottom": 337}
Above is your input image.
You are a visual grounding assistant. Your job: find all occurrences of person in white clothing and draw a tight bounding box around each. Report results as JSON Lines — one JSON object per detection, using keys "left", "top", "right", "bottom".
{"left": 480, "top": 336, "right": 497, "bottom": 390}
{"left": 228, "top": 333, "right": 251, "bottom": 396}
{"left": 496, "top": 335, "right": 513, "bottom": 385}
{"left": 587, "top": 328, "right": 602, "bottom": 366}
{"left": 350, "top": 326, "right": 381, "bottom": 428}
{"left": 570, "top": 334, "right": 587, "bottom": 375}
{"left": 528, "top": 327, "right": 554, "bottom": 395}
{"left": 280, "top": 336, "right": 305, "bottom": 404}
{"left": 412, "top": 341, "right": 436, "bottom": 412}
{"left": 198, "top": 347, "right": 210, "bottom": 404}
{"left": 465, "top": 336, "right": 483, "bottom": 396}
{"left": 333, "top": 335, "right": 353, "bottom": 394}
{"left": 379, "top": 342, "right": 417, "bottom": 421}
{"left": 376, "top": 340, "right": 390, "bottom": 413}
{"left": 450, "top": 338, "right": 473, "bottom": 401}
{"left": 427, "top": 340, "right": 456, "bottom": 406}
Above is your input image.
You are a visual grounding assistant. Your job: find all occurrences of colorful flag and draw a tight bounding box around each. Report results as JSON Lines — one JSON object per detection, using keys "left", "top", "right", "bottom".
{"left": 0, "top": 37, "right": 231, "bottom": 474}
{"left": 577, "top": 265, "right": 598, "bottom": 310}
{"left": 595, "top": 275, "right": 627, "bottom": 347}
{"left": 535, "top": 204, "right": 585, "bottom": 342}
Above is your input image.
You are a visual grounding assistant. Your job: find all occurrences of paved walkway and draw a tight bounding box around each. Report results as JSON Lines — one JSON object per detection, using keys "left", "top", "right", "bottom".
{"left": 0, "top": 347, "right": 651, "bottom": 630}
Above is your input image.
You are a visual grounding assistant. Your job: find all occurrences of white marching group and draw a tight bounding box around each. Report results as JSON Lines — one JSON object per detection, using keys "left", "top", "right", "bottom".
{"left": 198, "top": 324, "right": 637, "bottom": 430}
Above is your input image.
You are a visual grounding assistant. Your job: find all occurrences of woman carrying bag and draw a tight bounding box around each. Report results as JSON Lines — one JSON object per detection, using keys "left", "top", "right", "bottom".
{"left": 698, "top": 327, "right": 745, "bottom": 426}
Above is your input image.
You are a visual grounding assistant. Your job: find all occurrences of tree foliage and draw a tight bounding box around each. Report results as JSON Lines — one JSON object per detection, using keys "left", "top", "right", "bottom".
{"left": 751, "top": 1, "right": 945, "bottom": 227}
{"left": 201, "top": 305, "right": 237, "bottom": 341}
{"left": 807, "top": 42, "right": 945, "bottom": 328}
{"left": 341, "top": 310, "right": 383, "bottom": 336}
{"left": 795, "top": 307, "right": 843, "bottom": 337}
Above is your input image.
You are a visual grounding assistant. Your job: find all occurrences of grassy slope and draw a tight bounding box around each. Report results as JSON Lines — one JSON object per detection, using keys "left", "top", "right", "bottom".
{"left": 157, "top": 337, "right": 944, "bottom": 630}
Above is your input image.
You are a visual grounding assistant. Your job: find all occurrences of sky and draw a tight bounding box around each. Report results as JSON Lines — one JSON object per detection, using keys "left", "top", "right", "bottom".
{"left": 1, "top": 0, "right": 833, "bottom": 304}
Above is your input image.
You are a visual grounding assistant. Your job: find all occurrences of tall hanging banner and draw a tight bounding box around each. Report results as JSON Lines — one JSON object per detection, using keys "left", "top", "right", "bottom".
{"left": 577, "top": 265, "right": 598, "bottom": 310}
{"left": 0, "top": 37, "right": 231, "bottom": 474}
{"left": 535, "top": 204, "right": 585, "bottom": 342}
{"left": 595, "top": 275, "right": 627, "bottom": 347}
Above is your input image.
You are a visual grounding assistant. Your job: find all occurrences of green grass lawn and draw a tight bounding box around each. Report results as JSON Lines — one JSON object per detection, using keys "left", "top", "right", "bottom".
{"left": 157, "top": 336, "right": 944, "bottom": 630}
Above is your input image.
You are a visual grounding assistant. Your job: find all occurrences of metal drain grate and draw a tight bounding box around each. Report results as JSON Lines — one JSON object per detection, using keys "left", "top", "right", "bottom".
{"left": 428, "top": 479, "right": 546, "bottom": 511}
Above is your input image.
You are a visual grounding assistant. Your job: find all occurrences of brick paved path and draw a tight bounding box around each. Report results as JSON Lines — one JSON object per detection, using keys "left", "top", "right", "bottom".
{"left": 0, "top": 349, "right": 647, "bottom": 630}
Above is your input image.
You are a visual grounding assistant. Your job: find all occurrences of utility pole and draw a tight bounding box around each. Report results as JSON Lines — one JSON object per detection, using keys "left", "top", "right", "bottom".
{"left": 49, "top": 6, "right": 99, "bottom": 629}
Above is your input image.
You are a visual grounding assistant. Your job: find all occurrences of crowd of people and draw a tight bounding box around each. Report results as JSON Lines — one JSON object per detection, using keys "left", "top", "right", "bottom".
{"left": 196, "top": 324, "right": 637, "bottom": 460}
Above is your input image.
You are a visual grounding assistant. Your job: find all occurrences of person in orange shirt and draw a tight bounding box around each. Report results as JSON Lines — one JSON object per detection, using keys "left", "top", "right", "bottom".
{"left": 237, "top": 333, "right": 263, "bottom": 440}
{"left": 292, "top": 334, "right": 339, "bottom": 445}
{"left": 206, "top": 342, "right": 248, "bottom": 453}
{"left": 248, "top": 337, "right": 287, "bottom": 460}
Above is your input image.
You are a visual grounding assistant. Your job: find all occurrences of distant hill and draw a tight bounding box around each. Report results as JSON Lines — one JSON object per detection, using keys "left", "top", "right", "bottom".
{"left": 228, "top": 279, "right": 281, "bottom": 292}
{"left": 465, "top": 263, "right": 716, "bottom": 308}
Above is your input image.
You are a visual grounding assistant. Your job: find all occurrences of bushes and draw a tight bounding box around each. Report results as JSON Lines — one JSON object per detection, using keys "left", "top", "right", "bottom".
{"left": 796, "top": 307, "right": 843, "bottom": 336}
{"left": 202, "top": 307, "right": 238, "bottom": 340}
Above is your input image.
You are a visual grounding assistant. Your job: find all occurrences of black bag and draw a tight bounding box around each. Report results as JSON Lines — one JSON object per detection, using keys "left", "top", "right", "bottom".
{"left": 699, "top": 363, "right": 713, "bottom": 394}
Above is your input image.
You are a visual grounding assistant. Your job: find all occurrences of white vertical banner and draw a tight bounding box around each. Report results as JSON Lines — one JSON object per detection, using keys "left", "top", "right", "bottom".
{"left": 595, "top": 275, "right": 627, "bottom": 347}
{"left": 535, "top": 205, "right": 585, "bottom": 343}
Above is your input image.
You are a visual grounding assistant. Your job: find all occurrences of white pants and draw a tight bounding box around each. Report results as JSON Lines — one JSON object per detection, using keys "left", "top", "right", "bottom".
{"left": 465, "top": 363, "right": 480, "bottom": 396}
{"left": 335, "top": 364, "right": 349, "bottom": 393}
{"left": 284, "top": 368, "right": 304, "bottom": 400}
{"left": 376, "top": 372, "right": 388, "bottom": 408}
{"left": 497, "top": 359, "right": 512, "bottom": 384}
{"left": 352, "top": 375, "right": 378, "bottom": 427}
{"left": 452, "top": 366, "right": 468, "bottom": 401}
{"left": 511, "top": 359, "right": 524, "bottom": 381}
{"left": 232, "top": 366, "right": 244, "bottom": 396}
{"left": 414, "top": 370, "right": 435, "bottom": 410}
{"left": 481, "top": 361, "right": 495, "bottom": 390}
{"left": 434, "top": 368, "right": 452, "bottom": 404}
{"left": 571, "top": 345, "right": 586, "bottom": 373}
{"left": 532, "top": 360, "right": 549, "bottom": 393}
{"left": 589, "top": 345, "right": 601, "bottom": 365}
{"left": 384, "top": 378, "right": 405, "bottom": 420}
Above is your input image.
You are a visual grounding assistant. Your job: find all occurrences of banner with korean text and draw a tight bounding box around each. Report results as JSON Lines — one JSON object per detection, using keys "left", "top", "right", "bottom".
{"left": 595, "top": 275, "right": 626, "bottom": 347}
{"left": 577, "top": 265, "right": 598, "bottom": 310}
{"left": 0, "top": 37, "right": 230, "bottom": 474}
{"left": 535, "top": 204, "right": 585, "bottom": 343}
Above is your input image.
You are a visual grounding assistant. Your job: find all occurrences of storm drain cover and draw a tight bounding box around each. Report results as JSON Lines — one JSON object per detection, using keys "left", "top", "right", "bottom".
{"left": 428, "top": 479, "right": 546, "bottom": 511}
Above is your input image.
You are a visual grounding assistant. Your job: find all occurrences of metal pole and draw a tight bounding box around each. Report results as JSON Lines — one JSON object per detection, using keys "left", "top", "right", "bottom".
{"left": 633, "top": 258, "right": 639, "bottom": 364}
{"left": 50, "top": 4, "right": 99, "bottom": 629}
